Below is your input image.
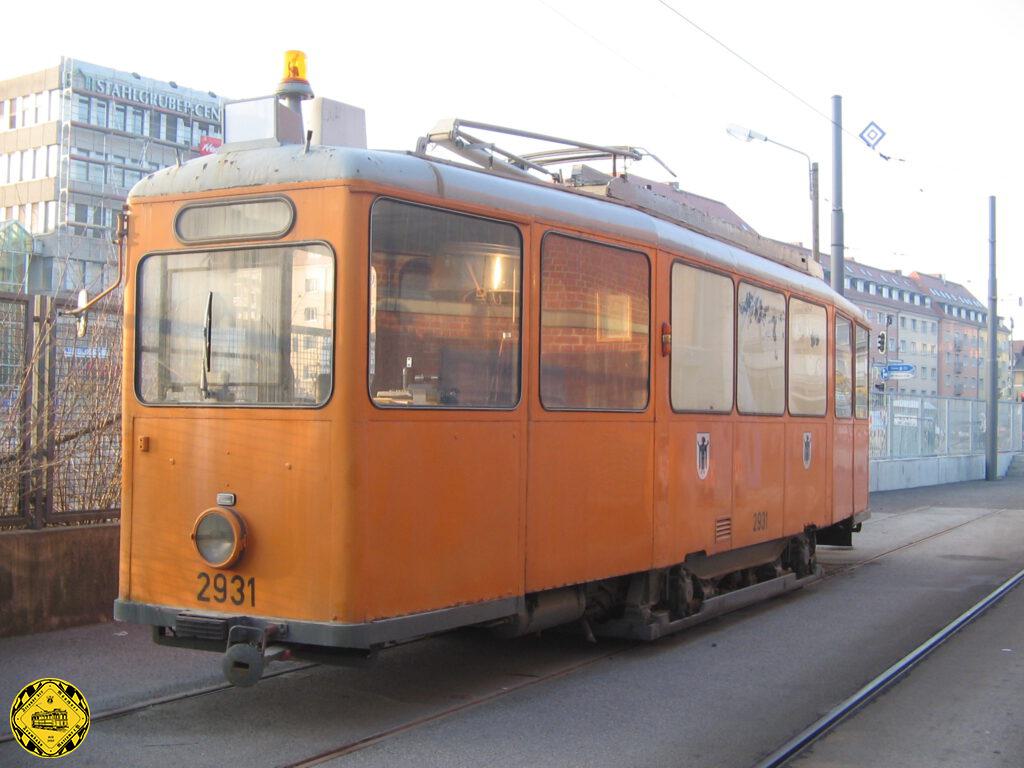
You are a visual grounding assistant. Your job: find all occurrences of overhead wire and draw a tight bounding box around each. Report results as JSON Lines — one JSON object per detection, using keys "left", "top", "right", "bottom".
{"left": 653, "top": 0, "right": 906, "bottom": 163}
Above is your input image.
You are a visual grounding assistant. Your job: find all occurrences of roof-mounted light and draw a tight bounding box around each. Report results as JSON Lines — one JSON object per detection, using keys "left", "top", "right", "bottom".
{"left": 276, "top": 50, "right": 313, "bottom": 108}
{"left": 282, "top": 50, "right": 308, "bottom": 84}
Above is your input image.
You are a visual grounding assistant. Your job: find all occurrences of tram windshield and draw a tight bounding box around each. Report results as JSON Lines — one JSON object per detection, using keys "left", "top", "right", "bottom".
{"left": 136, "top": 243, "right": 334, "bottom": 406}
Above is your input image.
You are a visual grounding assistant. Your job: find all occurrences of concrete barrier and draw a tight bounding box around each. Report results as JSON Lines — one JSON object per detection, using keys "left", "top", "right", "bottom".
{"left": 0, "top": 523, "right": 119, "bottom": 638}
{"left": 870, "top": 451, "right": 1020, "bottom": 493}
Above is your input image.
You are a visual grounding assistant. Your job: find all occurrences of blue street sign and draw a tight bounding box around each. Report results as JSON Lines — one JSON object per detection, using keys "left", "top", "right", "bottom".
{"left": 885, "top": 363, "right": 915, "bottom": 374}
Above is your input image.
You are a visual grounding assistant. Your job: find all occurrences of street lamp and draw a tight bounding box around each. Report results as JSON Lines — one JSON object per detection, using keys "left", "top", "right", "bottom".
{"left": 727, "top": 123, "right": 820, "bottom": 265}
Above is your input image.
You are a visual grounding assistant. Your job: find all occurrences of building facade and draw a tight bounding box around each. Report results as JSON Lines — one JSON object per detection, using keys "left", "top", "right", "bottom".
{"left": 822, "top": 257, "right": 939, "bottom": 395}
{"left": 0, "top": 58, "right": 224, "bottom": 293}
{"left": 1012, "top": 341, "right": 1024, "bottom": 403}
{"left": 910, "top": 272, "right": 996, "bottom": 399}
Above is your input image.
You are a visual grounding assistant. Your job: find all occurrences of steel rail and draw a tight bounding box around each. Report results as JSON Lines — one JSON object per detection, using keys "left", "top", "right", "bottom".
{"left": 753, "top": 562, "right": 1024, "bottom": 768}
{"left": 0, "top": 662, "right": 318, "bottom": 746}
{"left": 281, "top": 509, "right": 1008, "bottom": 767}
{"left": 1, "top": 507, "right": 1001, "bottom": 757}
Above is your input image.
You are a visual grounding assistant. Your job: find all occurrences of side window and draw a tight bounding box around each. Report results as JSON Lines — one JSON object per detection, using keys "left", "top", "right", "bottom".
{"left": 368, "top": 199, "right": 522, "bottom": 408}
{"left": 835, "top": 316, "right": 853, "bottom": 418}
{"left": 671, "top": 262, "right": 733, "bottom": 412}
{"left": 737, "top": 282, "right": 786, "bottom": 415}
{"left": 855, "top": 324, "right": 869, "bottom": 419}
{"left": 788, "top": 298, "right": 827, "bottom": 416}
{"left": 540, "top": 233, "right": 650, "bottom": 410}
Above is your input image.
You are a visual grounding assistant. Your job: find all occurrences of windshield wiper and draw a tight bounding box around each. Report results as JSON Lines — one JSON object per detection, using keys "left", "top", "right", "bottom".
{"left": 200, "top": 291, "right": 213, "bottom": 399}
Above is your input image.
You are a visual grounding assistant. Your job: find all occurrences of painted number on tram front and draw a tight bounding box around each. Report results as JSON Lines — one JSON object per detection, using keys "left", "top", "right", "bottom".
{"left": 752, "top": 511, "right": 768, "bottom": 532}
{"left": 196, "top": 572, "right": 256, "bottom": 607}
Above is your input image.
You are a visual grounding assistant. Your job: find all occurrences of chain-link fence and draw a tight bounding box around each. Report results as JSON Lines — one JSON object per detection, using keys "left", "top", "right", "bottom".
{"left": 869, "top": 391, "right": 1024, "bottom": 459}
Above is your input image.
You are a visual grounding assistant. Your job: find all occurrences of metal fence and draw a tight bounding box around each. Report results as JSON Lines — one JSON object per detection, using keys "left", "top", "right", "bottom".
{"left": 0, "top": 292, "right": 121, "bottom": 530}
{"left": 870, "top": 392, "right": 1024, "bottom": 459}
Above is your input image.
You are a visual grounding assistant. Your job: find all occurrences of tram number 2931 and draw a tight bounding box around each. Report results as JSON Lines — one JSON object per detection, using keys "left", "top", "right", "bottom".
{"left": 197, "top": 572, "right": 256, "bottom": 607}
{"left": 752, "top": 511, "right": 768, "bottom": 532}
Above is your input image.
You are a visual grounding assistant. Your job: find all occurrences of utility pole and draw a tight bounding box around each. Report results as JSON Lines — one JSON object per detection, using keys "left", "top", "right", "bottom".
{"left": 810, "top": 161, "right": 820, "bottom": 265}
{"left": 829, "top": 96, "right": 844, "bottom": 296}
{"left": 986, "top": 196, "right": 998, "bottom": 480}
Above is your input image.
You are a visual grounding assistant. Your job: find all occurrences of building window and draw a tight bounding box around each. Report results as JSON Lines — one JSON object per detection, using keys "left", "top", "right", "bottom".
{"left": 369, "top": 199, "right": 523, "bottom": 409}
{"left": 34, "top": 148, "right": 46, "bottom": 179}
{"left": 788, "top": 298, "right": 827, "bottom": 417}
{"left": 73, "top": 95, "right": 89, "bottom": 122}
{"left": 671, "top": 262, "right": 733, "bottom": 413}
{"left": 303, "top": 306, "right": 318, "bottom": 322}
{"left": 738, "top": 282, "right": 786, "bottom": 415}
{"left": 34, "top": 91, "right": 48, "bottom": 123}
{"left": 911, "top": 318, "right": 918, "bottom": 331}
{"left": 112, "top": 104, "right": 126, "bottom": 131}
{"left": 47, "top": 145, "right": 59, "bottom": 177}
{"left": 91, "top": 99, "right": 107, "bottom": 128}
{"left": 19, "top": 94, "right": 33, "bottom": 128}
{"left": 540, "top": 233, "right": 649, "bottom": 411}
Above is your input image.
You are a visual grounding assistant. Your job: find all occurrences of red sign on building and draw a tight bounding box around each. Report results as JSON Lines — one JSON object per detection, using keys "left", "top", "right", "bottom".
{"left": 198, "top": 136, "right": 223, "bottom": 155}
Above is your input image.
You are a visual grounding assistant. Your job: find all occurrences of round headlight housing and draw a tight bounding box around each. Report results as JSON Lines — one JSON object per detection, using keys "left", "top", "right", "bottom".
{"left": 191, "top": 508, "right": 246, "bottom": 568}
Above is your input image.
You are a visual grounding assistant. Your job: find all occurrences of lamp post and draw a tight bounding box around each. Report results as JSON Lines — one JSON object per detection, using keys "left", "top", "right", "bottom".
{"left": 727, "top": 124, "right": 820, "bottom": 265}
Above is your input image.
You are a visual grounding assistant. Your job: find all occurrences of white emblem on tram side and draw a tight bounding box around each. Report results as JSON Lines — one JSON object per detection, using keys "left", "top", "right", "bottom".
{"left": 803, "top": 432, "right": 813, "bottom": 469}
{"left": 696, "top": 432, "right": 711, "bottom": 480}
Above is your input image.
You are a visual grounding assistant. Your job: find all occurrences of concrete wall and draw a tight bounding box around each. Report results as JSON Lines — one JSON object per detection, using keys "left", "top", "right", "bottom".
{"left": 870, "top": 451, "right": 1019, "bottom": 492}
{"left": 0, "top": 523, "right": 118, "bottom": 638}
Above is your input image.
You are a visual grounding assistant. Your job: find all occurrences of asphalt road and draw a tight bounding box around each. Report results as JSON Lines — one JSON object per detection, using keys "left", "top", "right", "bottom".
{"left": 2, "top": 476, "right": 1022, "bottom": 768}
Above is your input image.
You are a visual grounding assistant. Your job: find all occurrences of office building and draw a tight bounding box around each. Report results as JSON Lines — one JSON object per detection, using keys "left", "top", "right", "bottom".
{"left": 0, "top": 58, "right": 224, "bottom": 293}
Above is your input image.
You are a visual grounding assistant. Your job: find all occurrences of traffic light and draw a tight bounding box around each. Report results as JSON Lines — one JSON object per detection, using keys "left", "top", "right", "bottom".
{"left": 876, "top": 331, "right": 886, "bottom": 353}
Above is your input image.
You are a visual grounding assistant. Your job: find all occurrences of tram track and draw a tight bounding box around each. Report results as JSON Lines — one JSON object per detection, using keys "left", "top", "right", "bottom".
{"left": 2, "top": 506, "right": 1005, "bottom": 761}
{"left": 0, "top": 662, "right": 319, "bottom": 747}
{"left": 276, "top": 507, "right": 1012, "bottom": 768}
{"left": 754, "top": 562, "right": 1024, "bottom": 768}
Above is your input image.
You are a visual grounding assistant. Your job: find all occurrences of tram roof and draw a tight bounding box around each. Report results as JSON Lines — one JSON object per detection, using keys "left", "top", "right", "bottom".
{"left": 131, "top": 143, "right": 864, "bottom": 320}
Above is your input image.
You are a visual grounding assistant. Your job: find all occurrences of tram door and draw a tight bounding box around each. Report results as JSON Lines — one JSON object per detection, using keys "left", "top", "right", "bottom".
{"left": 833, "top": 315, "right": 855, "bottom": 523}
{"left": 656, "top": 261, "right": 736, "bottom": 565}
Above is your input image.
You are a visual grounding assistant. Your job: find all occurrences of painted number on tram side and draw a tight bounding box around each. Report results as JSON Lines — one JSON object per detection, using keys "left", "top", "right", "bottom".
{"left": 196, "top": 572, "right": 256, "bottom": 607}
{"left": 752, "top": 511, "right": 768, "bottom": 532}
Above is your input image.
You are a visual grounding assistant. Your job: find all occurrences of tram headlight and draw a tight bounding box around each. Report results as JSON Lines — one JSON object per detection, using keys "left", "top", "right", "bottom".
{"left": 191, "top": 508, "right": 246, "bottom": 568}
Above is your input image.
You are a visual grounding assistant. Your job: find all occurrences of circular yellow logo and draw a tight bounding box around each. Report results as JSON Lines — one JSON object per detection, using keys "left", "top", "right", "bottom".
{"left": 9, "top": 678, "right": 90, "bottom": 758}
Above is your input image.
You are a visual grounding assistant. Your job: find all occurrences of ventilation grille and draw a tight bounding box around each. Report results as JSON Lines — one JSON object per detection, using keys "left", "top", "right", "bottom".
{"left": 714, "top": 517, "right": 732, "bottom": 541}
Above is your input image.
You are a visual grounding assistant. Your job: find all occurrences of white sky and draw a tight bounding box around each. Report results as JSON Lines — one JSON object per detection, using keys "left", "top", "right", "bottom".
{"left": 6, "top": 0, "right": 1023, "bottom": 331}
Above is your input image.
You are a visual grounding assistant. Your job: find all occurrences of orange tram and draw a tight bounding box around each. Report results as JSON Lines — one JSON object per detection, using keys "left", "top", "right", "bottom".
{"left": 109, "top": 60, "right": 869, "bottom": 686}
